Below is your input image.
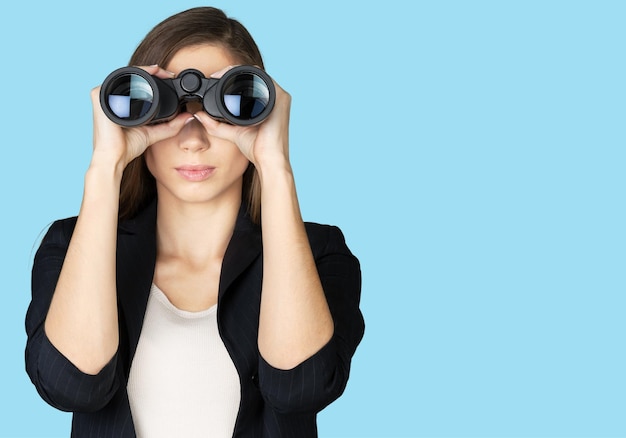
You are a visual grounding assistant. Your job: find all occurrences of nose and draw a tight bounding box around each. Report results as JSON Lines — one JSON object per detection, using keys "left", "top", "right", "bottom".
{"left": 183, "top": 101, "right": 203, "bottom": 114}
{"left": 177, "top": 117, "right": 210, "bottom": 153}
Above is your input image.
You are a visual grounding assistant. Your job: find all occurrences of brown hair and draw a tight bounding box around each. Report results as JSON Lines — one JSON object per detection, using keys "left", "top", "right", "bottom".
{"left": 118, "top": 7, "right": 264, "bottom": 223}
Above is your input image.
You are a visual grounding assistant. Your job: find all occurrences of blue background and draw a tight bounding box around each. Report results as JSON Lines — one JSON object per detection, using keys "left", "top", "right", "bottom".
{"left": 1, "top": 1, "right": 624, "bottom": 437}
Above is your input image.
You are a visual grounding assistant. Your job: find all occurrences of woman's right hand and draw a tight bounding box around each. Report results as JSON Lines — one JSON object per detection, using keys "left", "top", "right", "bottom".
{"left": 89, "top": 65, "right": 191, "bottom": 171}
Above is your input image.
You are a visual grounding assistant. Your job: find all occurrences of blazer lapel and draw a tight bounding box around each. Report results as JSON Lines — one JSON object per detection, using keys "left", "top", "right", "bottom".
{"left": 116, "top": 200, "right": 158, "bottom": 367}
{"left": 219, "top": 205, "right": 263, "bottom": 298}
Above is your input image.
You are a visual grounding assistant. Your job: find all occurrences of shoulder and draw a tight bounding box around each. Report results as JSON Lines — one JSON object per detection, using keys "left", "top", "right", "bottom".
{"left": 303, "top": 222, "right": 355, "bottom": 259}
{"left": 38, "top": 216, "right": 78, "bottom": 247}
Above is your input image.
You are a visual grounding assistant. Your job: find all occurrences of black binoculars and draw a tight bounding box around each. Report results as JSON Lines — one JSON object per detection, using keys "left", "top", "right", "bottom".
{"left": 100, "top": 65, "right": 275, "bottom": 127}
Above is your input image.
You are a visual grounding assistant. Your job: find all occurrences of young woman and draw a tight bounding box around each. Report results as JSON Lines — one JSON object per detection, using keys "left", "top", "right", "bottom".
{"left": 25, "top": 6, "right": 364, "bottom": 438}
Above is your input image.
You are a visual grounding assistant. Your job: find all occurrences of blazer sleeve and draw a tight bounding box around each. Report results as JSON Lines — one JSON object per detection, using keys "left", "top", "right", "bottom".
{"left": 24, "top": 219, "right": 120, "bottom": 413}
{"left": 257, "top": 224, "right": 365, "bottom": 414}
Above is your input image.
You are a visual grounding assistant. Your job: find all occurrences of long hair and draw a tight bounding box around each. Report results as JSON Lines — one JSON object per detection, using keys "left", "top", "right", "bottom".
{"left": 118, "top": 7, "right": 263, "bottom": 223}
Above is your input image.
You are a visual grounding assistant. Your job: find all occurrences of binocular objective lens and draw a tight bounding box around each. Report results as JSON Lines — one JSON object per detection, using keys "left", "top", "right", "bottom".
{"left": 105, "top": 74, "right": 154, "bottom": 120}
{"left": 222, "top": 73, "right": 270, "bottom": 120}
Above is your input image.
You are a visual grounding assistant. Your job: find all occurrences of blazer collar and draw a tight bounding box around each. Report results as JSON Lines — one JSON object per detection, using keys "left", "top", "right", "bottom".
{"left": 116, "top": 199, "right": 263, "bottom": 364}
{"left": 118, "top": 199, "right": 158, "bottom": 235}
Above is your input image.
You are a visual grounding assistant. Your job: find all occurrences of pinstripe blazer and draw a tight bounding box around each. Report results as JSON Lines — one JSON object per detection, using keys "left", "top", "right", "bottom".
{"left": 25, "top": 200, "right": 364, "bottom": 437}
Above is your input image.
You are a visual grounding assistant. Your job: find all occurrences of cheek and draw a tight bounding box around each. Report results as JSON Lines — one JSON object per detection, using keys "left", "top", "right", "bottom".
{"left": 233, "top": 152, "right": 250, "bottom": 176}
{"left": 222, "top": 143, "right": 250, "bottom": 174}
{"left": 143, "top": 149, "right": 156, "bottom": 176}
{"left": 143, "top": 142, "right": 171, "bottom": 177}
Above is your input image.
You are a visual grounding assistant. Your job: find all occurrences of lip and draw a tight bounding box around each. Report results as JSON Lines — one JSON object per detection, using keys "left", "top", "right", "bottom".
{"left": 175, "top": 165, "right": 216, "bottom": 181}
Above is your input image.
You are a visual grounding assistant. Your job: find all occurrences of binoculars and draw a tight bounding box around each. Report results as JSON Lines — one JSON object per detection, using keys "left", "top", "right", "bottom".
{"left": 100, "top": 65, "right": 275, "bottom": 127}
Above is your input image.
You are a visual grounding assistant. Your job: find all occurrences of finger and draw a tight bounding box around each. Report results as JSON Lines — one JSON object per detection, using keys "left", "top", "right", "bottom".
{"left": 192, "top": 111, "right": 243, "bottom": 142}
{"left": 142, "top": 113, "right": 193, "bottom": 145}
{"left": 138, "top": 64, "right": 176, "bottom": 79}
{"left": 91, "top": 85, "right": 119, "bottom": 127}
{"left": 209, "top": 64, "right": 239, "bottom": 79}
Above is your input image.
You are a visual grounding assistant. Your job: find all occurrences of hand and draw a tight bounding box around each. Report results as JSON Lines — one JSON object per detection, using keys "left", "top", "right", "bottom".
{"left": 192, "top": 66, "right": 292, "bottom": 173}
{"left": 90, "top": 65, "right": 192, "bottom": 170}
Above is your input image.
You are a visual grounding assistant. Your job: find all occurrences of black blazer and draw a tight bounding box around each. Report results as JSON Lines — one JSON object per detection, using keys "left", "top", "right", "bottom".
{"left": 25, "top": 201, "right": 364, "bottom": 437}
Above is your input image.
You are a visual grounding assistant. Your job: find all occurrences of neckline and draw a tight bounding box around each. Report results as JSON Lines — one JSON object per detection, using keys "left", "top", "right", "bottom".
{"left": 150, "top": 283, "right": 217, "bottom": 319}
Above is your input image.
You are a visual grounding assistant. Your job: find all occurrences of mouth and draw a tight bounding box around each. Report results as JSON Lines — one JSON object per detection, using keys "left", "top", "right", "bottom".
{"left": 175, "top": 165, "right": 216, "bottom": 181}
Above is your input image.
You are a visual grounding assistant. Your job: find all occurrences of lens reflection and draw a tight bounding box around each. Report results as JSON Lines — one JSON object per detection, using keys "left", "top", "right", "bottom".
{"left": 106, "top": 74, "right": 154, "bottom": 120}
{"left": 222, "top": 73, "right": 270, "bottom": 120}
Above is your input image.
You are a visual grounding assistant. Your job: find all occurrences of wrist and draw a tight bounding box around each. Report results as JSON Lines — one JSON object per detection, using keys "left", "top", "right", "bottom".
{"left": 88, "top": 150, "right": 127, "bottom": 181}
{"left": 257, "top": 158, "right": 300, "bottom": 217}
{"left": 81, "top": 159, "right": 124, "bottom": 216}
{"left": 255, "top": 153, "right": 292, "bottom": 182}
{"left": 85, "top": 163, "right": 125, "bottom": 192}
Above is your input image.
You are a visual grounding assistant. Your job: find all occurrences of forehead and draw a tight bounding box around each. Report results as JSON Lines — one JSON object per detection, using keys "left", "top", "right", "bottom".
{"left": 166, "top": 44, "right": 238, "bottom": 77}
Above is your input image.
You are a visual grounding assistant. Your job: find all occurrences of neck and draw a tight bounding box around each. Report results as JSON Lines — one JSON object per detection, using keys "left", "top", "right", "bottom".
{"left": 155, "top": 195, "right": 241, "bottom": 264}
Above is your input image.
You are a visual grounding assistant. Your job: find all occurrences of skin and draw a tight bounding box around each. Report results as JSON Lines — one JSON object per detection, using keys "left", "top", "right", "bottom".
{"left": 44, "top": 44, "right": 334, "bottom": 374}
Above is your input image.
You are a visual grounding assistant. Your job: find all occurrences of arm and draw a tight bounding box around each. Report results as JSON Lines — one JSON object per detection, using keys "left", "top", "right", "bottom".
{"left": 37, "top": 66, "right": 191, "bottom": 376}
{"left": 43, "top": 150, "right": 124, "bottom": 375}
{"left": 255, "top": 158, "right": 335, "bottom": 369}
{"left": 257, "top": 224, "right": 364, "bottom": 413}
{"left": 252, "top": 80, "right": 336, "bottom": 366}
{"left": 25, "top": 218, "right": 121, "bottom": 411}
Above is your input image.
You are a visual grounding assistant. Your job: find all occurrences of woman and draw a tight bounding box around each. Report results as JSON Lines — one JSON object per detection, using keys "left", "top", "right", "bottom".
{"left": 25, "top": 7, "right": 364, "bottom": 438}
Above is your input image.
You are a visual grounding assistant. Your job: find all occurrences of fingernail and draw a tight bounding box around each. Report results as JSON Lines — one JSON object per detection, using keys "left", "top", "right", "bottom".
{"left": 184, "top": 116, "right": 195, "bottom": 125}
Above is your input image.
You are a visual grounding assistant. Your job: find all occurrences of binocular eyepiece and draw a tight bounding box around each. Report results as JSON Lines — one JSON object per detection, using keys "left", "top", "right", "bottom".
{"left": 100, "top": 65, "right": 276, "bottom": 127}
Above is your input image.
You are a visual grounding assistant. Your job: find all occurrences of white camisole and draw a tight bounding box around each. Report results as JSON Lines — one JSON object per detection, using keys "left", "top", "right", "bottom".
{"left": 127, "top": 284, "right": 241, "bottom": 438}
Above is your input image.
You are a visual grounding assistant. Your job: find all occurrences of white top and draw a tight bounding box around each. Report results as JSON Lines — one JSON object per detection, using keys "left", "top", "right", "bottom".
{"left": 127, "top": 284, "right": 241, "bottom": 438}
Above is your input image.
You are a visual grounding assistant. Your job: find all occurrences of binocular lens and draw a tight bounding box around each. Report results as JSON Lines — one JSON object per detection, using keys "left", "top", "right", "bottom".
{"left": 221, "top": 73, "right": 271, "bottom": 121}
{"left": 105, "top": 73, "right": 154, "bottom": 121}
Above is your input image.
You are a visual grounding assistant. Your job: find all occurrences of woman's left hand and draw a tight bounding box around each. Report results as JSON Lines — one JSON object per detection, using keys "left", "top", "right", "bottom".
{"left": 191, "top": 66, "right": 292, "bottom": 173}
